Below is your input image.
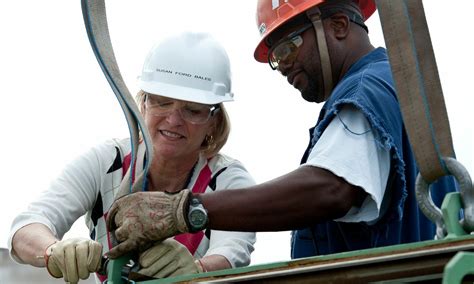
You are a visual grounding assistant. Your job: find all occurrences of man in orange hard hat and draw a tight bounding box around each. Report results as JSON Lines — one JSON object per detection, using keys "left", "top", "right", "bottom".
{"left": 106, "top": 0, "right": 456, "bottom": 261}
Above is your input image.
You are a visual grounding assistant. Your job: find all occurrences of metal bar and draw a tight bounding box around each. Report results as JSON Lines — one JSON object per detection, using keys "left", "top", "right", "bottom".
{"left": 130, "top": 237, "right": 474, "bottom": 283}
{"left": 199, "top": 239, "right": 474, "bottom": 283}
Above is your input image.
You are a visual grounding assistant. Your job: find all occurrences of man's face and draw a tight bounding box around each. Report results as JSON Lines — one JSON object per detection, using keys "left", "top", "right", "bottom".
{"left": 266, "top": 21, "right": 327, "bottom": 103}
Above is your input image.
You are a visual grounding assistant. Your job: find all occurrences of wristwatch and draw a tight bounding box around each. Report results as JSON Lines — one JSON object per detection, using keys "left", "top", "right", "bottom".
{"left": 187, "top": 196, "right": 208, "bottom": 232}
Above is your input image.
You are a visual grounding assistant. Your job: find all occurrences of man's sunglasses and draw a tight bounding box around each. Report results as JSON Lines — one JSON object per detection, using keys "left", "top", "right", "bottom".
{"left": 267, "top": 23, "right": 313, "bottom": 70}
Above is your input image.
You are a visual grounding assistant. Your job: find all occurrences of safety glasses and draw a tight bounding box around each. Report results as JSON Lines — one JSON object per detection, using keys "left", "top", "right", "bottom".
{"left": 145, "top": 94, "right": 219, "bottom": 124}
{"left": 268, "top": 23, "right": 313, "bottom": 70}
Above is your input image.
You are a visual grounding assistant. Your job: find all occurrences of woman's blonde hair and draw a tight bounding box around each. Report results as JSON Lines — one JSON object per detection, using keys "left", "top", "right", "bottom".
{"left": 136, "top": 90, "right": 230, "bottom": 158}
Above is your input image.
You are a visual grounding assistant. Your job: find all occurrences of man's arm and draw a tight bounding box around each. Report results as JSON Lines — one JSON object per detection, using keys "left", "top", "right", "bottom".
{"left": 106, "top": 166, "right": 365, "bottom": 258}
{"left": 202, "top": 165, "right": 366, "bottom": 231}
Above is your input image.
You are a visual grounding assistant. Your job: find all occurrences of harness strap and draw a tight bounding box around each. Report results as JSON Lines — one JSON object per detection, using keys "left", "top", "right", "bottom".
{"left": 81, "top": 0, "right": 154, "bottom": 195}
{"left": 306, "top": 6, "right": 333, "bottom": 101}
{"left": 122, "top": 153, "right": 214, "bottom": 254}
{"left": 376, "top": 0, "right": 455, "bottom": 183}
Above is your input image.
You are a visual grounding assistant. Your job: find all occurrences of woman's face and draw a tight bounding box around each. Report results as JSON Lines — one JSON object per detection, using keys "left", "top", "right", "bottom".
{"left": 143, "top": 94, "right": 216, "bottom": 160}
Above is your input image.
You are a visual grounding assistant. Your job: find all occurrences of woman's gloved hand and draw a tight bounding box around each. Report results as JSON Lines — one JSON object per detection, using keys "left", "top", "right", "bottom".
{"left": 138, "top": 239, "right": 203, "bottom": 278}
{"left": 45, "top": 237, "right": 102, "bottom": 283}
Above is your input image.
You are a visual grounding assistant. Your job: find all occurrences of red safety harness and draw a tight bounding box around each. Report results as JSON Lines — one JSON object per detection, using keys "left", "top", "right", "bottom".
{"left": 121, "top": 153, "right": 212, "bottom": 254}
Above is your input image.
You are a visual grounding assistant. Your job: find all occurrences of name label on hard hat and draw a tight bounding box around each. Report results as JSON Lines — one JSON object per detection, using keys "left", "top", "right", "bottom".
{"left": 194, "top": 75, "right": 211, "bottom": 82}
{"left": 156, "top": 68, "right": 172, "bottom": 74}
{"left": 155, "top": 68, "right": 212, "bottom": 82}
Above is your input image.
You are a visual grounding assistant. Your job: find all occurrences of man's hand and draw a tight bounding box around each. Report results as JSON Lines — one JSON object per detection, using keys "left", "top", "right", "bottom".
{"left": 106, "top": 190, "right": 191, "bottom": 258}
{"left": 138, "top": 239, "right": 203, "bottom": 278}
{"left": 45, "top": 238, "right": 102, "bottom": 284}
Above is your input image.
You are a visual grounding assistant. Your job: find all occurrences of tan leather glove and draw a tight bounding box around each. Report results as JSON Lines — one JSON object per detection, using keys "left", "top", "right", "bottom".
{"left": 45, "top": 238, "right": 102, "bottom": 284}
{"left": 138, "top": 239, "right": 203, "bottom": 278}
{"left": 106, "top": 189, "right": 190, "bottom": 259}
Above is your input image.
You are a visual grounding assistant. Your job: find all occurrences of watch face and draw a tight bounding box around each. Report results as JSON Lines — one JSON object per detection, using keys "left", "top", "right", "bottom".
{"left": 190, "top": 209, "right": 207, "bottom": 228}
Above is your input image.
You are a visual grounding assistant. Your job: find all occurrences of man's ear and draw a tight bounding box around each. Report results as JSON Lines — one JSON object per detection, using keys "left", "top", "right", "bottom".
{"left": 328, "top": 13, "right": 350, "bottom": 40}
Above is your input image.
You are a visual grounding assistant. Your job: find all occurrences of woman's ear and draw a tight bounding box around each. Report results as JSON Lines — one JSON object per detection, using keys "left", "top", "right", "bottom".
{"left": 209, "top": 115, "right": 218, "bottom": 130}
{"left": 140, "top": 98, "right": 147, "bottom": 115}
{"left": 206, "top": 126, "right": 215, "bottom": 140}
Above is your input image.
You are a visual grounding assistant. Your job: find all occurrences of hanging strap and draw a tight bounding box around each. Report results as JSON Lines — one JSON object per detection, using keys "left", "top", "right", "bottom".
{"left": 115, "top": 143, "right": 148, "bottom": 199}
{"left": 81, "top": 0, "right": 154, "bottom": 195}
{"left": 376, "top": 0, "right": 455, "bottom": 183}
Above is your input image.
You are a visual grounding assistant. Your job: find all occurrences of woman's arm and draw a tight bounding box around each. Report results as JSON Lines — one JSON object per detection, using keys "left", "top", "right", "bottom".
{"left": 11, "top": 223, "right": 58, "bottom": 267}
{"left": 9, "top": 140, "right": 120, "bottom": 265}
{"left": 199, "top": 254, "right": 231, "bottom": 271}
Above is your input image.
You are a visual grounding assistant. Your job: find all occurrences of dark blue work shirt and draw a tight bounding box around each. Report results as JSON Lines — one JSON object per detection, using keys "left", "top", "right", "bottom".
{"left": 292, "top": 48, "right": 457, "bottom": 258}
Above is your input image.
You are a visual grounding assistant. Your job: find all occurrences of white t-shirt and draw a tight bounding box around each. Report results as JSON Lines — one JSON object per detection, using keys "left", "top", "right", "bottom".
{"left": 8, "top": 138, "right": 256, "bottom": 269}
{"left": 302, "top": 106, "right": 391, "bottom": 223}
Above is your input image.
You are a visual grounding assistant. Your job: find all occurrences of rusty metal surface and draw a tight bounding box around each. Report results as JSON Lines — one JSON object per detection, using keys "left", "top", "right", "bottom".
{"left": 163, "top": 237, "right": 474, "bottom": 283}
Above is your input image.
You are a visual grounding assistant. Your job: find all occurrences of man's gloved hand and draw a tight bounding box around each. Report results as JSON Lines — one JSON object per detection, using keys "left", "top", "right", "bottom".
{"left": 138, "top": 239, "right": 203, "bottom": 278}
{"left": 45, "top": 238, "right": 102, "bottom": 284}
{"left": 106, "top": 189, "right": 191, "bottom": 259}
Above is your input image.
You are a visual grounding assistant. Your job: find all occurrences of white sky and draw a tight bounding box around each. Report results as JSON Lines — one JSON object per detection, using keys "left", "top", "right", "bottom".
{"left": 0, "top": 1, "right": 472, "bottom": 266}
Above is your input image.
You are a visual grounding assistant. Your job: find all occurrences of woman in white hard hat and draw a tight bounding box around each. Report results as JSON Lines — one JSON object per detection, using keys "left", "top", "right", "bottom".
{"left": 8, "top": 32, "right": 256, "bottom": 283}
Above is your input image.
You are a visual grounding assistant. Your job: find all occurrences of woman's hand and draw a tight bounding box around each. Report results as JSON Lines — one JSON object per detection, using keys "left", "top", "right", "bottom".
{"left": 138, "top": 239, "right": 202, "bottom": 278}
{"left": 45, "top": 237, "right": 102, "bottom": 283}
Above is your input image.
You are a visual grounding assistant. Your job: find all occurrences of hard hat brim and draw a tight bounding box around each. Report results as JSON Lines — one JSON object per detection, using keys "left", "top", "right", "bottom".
{"left": 139, "top": 81, "right": 234, "bottom": 105}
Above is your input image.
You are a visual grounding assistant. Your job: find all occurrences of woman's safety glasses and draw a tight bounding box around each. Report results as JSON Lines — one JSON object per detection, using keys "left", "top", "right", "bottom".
{"left": 145, "top": 94, "right": 219, "bottom": 124}
{"left": 268, "top": 24, "right": 312, "bottom": 70}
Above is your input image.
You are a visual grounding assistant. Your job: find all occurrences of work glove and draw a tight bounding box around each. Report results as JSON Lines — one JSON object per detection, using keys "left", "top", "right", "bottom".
{"left": 106, "top": 189, "right": 191, "bottom": 259}
{"left": 138, "top": 239, "right": 203, "bottom": 278}
{"left": 45, "top": 238, "right": 102, "bottom": 283}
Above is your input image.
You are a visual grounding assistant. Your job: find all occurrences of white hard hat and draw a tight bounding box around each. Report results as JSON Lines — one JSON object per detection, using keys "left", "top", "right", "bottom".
{"left": 138, "top": 32, "right": 234, "bottom": 105}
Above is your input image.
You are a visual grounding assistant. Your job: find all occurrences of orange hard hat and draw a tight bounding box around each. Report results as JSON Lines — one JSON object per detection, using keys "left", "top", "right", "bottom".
{"left": 254, "top": 0, "right": 376, "bottom": 62}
